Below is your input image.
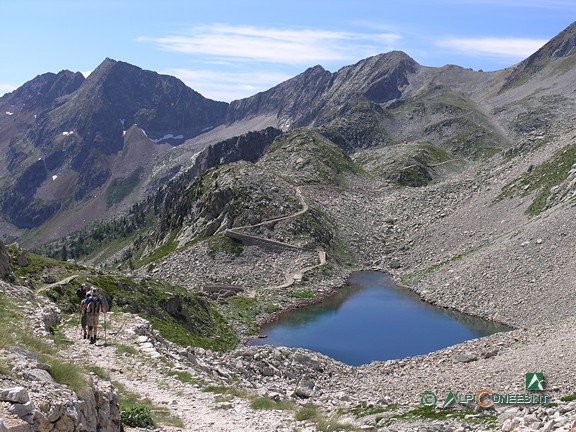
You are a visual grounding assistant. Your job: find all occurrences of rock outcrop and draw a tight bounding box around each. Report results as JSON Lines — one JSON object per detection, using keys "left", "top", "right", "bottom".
{"left": 0, "top": 241, "right": 12, "bottom": 280}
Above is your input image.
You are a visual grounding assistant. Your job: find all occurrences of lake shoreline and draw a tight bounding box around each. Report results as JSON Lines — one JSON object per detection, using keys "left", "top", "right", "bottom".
{"left": 244, "top": 270, "right": 511, "bottom": 366}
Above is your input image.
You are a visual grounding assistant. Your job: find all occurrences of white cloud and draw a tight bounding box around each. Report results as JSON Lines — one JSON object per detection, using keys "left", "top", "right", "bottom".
{"left": 165, "top": 68, "right": 293, "bottom": 102}
{"left": 138, "top": 24, "right": 401, "bottom": 65}
{"left": 436, "top": 37, "right": 548, "bottom": 59}
{"left": 0, "top": 83, "right": 17, "bottom": 95}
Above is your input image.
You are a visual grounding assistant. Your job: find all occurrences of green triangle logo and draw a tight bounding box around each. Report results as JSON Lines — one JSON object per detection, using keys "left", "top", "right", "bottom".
{"left": 526, "top": 373, "right": 545, "bottom": 391}
{"left": 442, "top": 391, "right": 456, "bottom": 408}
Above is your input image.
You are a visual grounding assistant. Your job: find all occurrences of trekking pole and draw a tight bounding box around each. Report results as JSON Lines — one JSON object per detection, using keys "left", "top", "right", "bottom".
{"left": 102, "top": 292, "right": 109, "bottom": 346}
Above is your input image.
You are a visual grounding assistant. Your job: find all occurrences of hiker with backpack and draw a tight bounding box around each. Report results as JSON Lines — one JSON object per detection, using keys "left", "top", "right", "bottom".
{"left": 77, "top": 283, "right": 89, "bottom": 339}
{"left": 81, "top": 286, "right": 107, "bottom": 344}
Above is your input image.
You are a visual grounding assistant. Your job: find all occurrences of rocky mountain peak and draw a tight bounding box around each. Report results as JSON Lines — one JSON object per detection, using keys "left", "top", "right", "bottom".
{"left": 501, "top": 20, "right": 576, "bottom": 91}
{"left": 545, "top": 20, "right": 576, "bottom": 58}
{"left": 0, "top": 70, "right": 84, "bottom": 113}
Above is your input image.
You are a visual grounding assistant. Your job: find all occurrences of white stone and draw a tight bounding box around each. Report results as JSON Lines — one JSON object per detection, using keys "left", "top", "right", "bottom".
{"left": 0, "top": 387, "right": 29, "bottom": 404}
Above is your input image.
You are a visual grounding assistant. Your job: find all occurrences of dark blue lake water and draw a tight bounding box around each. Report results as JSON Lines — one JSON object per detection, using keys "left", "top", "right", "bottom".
{"left": 246, "top": 271, "right": 511, "bottom": 366}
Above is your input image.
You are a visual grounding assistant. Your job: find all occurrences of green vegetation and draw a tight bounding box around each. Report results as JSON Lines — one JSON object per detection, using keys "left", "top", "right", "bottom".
{"left": 560, "top": 394, "right": 576, "bottom": 402}
{"left": 7, "top": 244, "right": 84, "bottom": 290}
{"left": 288, "top": 289, "right": 316, "bottom": 299}
{"left": 264, "top": 304, "right": 282, "bottom": 314}
{"left": 314, "top": 416, "right": 359, "bottom": 432}
{"left": 0, "top": 294, "right": 56, "bottom": 355}
{"left": 0, "top": 360, "right": 13, "bottom": 377}
{"left": 321, "top": 102, "right": 393, "bottom": 149}
{"left": 42, "top": 271, "right": 238, "bottom": 351}
{"left": 219, "top": 296, "right": 259, "bottom": 336}
{"left": 289, "top": 206, "right": 356, "bottom": 267}
{"left": 166, "top": 370, "right": 198, "bottom": 385}
{"left": 295, "top": 405, "right": 319, "bottom": 421}
{"left": 497, "top": 140, "right": 576, "bottom": 216}
{"left": 43, "top": 358, "right": 88, "bottom": 393}
{"left": 388, "top": 86, "right": 509, "bottom": 158}
{"left": 202, "top": 385, "right": 247, "bottom": 398}
{"left": 259, "top": 129, "right": 364, "bottom": 186}
{"left": 33, "top": 199, "right": 153, "bottom": 263}
{"left": 132, "top": 229, "right": 180, "bottom": 269}
{"left": 115, "top": 381, "right": 183, "bottom": 428}
{"left": 400, "top": 244, "right": 485, "bottom": 286}
{"left": 89, "top": 366, "right": 111, "bottom": 380}
{"left": 208, "top": 235, "right": 244, "bottom": 258}
{"left": 349, "top": 404, "right": 398, "bottom": 417}
{"left": 249, "top": 396, "right": 295, "bottom": 411}
{"left": 355, "top": 142, "right": 463, "bottom": 187}
{"left": 0, "top": 292, "right": 88, "bottom": 393}
{"left": 116, "top": 344, "right": 139, "bottom": 356}
{"left": 504, "top": 134, "right": 554, "bottom": 160}
{"left": 106, "top": 168, "right": 143, "bottom": 208}
{"left": 7, "top": 243, "right": 239, "bottom": 355}
{"left": 377, "top": 406, "right": 497, "bottom": 428}
{"left": 51, "top": 326, "right": 74, "bottom": 349}
{"left": 120, "top": 405, "right": 154, "bottom": 428}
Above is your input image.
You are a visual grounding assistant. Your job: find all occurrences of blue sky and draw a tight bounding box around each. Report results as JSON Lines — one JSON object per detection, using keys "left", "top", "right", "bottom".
{"left": 1, "top": 1, "right": 575, "bottom": 102}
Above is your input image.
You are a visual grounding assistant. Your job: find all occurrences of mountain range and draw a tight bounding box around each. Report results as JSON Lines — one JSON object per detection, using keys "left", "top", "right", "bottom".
{"left": 2, "top": 20, "right": 576, "bottom": 432}
{"left": 1, "top": 21, "right": 576, "bottom": 248}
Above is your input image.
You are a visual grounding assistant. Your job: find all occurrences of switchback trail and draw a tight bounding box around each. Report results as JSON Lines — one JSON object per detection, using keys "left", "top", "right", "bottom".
{"left": 225, "top": 186, "right": 328, "bottom": 294}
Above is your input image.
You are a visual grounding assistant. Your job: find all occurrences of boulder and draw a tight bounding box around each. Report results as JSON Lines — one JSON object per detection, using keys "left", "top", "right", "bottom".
{"left": 0, "top": 387, "right": 30, "bottom": 404}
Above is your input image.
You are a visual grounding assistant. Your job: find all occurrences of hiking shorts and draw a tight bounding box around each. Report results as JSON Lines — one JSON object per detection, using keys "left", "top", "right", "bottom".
{"left": 86, "top": 314, "right": 100, "bottom": 328}
{"left": 81, "top": 312, "right": 87, "bottom": 327}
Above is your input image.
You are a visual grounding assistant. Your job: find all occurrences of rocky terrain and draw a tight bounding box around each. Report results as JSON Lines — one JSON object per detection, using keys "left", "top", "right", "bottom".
{"left": 2, "top": 271, "right": 576, "bottom": 432}
{"left": 2, "top": 18, "right": 576, "bottom": 432}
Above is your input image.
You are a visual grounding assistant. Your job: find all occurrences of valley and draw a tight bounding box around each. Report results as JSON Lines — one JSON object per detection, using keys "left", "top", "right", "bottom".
{"left": 1, "top": 20, "right": 576, "bottom": 432}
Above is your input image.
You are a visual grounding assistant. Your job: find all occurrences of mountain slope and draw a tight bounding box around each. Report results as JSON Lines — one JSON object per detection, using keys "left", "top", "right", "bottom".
{"left": 3, "top": 21, "right": 576, "bottom": 246}
{"left": 501, "top": 21, "right": 576, "bottom": 92}
{"left": 0, "top": 58, "right": 228, "bottom": 232}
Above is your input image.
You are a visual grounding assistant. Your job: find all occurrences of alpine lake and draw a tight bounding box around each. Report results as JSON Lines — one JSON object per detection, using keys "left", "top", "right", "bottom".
{"left": 246, "top": 271, "right": 511, "bottom": 366}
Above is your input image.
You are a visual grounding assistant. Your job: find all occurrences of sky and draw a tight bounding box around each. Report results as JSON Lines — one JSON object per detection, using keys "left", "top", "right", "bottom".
{"left": 1, "top": 1, "right": 575, "bottom": 102}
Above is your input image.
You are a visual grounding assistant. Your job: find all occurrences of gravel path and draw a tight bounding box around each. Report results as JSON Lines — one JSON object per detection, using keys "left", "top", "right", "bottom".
{"left": 62, "top": 313, "right": 303, "bottom": 432}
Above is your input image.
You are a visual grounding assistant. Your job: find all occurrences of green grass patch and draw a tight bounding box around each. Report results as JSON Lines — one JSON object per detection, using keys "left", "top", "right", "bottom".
{"left": 249, "top": 396, "right": 295, "bottom": 411}
{"left": 379, "top": 406, "right": 497, "bottom": 428}
{"left": 295, "top": 405, "right": 319, "bottom": 421}
{"left": 220, "top": 296, "right": 259, "bottom": 336}
{"left": 264, "top": 304, "right": 282, "bottom": 314}
{"left": 120, "top": 405, "right": 154, "bottom": 428}
{"left": 202, "top": 385, "right": 247, "bottom": 398}
{"left": 288, "top": 289, "right": 316, "bottom": 299}
{"left": 89, "top": 366, "right": 111, "bottom": 380}
{"left": 134, "top": 230, "right": 179, "bottom": 269}
{"left": 349, "top": 404, "right": 398, "bottom": 417}
{"left": 0, "top": 360, "right": 14, "bottom": 377}
{"left": 15, "top": 330, "right": 56, "bottom": 356}
{"left": 0, "top": 295, "right": 21, "bottom": 349}
{"left": 116, "top": 344, "right": 138, "bottom": 356}
{"left": 560, "top": 394, "right": 576, "bottom": 402}
{"left": 45, "top": 273, "right": 239, "bottom": 352}
{"left": 7, "top": 244, "right": 85, "bottom": 290}
{"left": 51, "top": 327, "right": 74, "bottom": 349}
{"left": 166, "top": 370, "right": 198, "bottom": 385}
{"left": 43, "top": 358, "right": 88, "bottom": 393}
{"left": 497, "top": 140, "right": 576, "bottom": 216}
{"left": 115, "top": 381, "right": 183, "bottom": 428}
